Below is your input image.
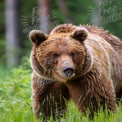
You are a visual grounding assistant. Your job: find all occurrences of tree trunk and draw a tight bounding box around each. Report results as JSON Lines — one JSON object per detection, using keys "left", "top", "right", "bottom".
{"left": 5, "top": 0, "right": 21, "bottom": 67}
{"left": 90, "top": 0, "right": 102, "bottom": 26}
{"left": 57, "top": 0, "right": 73, "bottom": 23}
{"left": 38, "top": 0, "right": 50, "bottom": 34}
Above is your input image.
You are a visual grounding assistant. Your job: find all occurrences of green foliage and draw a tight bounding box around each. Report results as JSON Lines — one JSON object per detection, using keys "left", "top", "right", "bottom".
{"left": 0, "top": 39, "right": 6, "bottom": 65}
{"left": 0, "top": 57, "right": 122, "bottom": 121}
{"left": 0, "top": 57, "right": 33, "bottom": 122}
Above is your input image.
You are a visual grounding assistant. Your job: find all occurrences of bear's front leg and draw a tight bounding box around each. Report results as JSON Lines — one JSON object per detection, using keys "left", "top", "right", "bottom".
{"left": 66, "top": 75, "right": 117, "bottom": 119}
{"left": 32, "top": 72, "right": 70, "bottom": 120}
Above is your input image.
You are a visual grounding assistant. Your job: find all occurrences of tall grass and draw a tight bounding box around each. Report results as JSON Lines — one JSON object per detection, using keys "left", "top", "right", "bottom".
{"left": 0, "top": 58, "right": 122, "bottom": 122}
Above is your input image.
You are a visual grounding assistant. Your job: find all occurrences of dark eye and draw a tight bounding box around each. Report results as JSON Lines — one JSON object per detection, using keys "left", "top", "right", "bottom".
{"left": 53, "top": 53, "right": 60, "bottom": 58}
{"left": 70, "top": 52, "right": 76, "bottom": 57}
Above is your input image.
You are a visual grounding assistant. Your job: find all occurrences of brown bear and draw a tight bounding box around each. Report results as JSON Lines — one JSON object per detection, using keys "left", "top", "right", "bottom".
{"left": 29, "top": 24, "right": 122, "bottom": 120}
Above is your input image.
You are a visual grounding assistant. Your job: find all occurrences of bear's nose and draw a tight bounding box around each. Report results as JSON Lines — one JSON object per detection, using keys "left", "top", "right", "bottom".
{"left": 63, "top": 67, "right": 75, "bottom": 77}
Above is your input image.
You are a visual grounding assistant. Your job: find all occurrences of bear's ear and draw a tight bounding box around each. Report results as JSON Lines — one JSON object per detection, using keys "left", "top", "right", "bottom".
{"left": 71, "top": 28, "right": 88, "bottom": 42}
{"left": 29, "top": 30, "right": 47, "bottom": 45}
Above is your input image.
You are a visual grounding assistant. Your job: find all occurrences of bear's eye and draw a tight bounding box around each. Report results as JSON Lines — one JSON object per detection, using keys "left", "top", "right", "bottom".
{"left": 70, "top": 52, "right": 76, "bottom": 57}
{"left": 53, "top": 53, "right": 60, "bottom": 58}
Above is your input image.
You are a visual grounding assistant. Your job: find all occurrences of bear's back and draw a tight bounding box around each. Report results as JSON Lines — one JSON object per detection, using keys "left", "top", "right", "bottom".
{"left": 85, "top": 25, "right": 122, "bottom": 53}
{"left": 84, "top": 25, "right": 122, "bottom": 94}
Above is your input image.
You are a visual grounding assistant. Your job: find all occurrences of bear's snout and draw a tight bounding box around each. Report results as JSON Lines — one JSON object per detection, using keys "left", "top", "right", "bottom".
{"left": 63, "top": 67, "right": 75, "bottom": 77}
{"left": 62, "top": 60, "right": 75, "bottom": 78}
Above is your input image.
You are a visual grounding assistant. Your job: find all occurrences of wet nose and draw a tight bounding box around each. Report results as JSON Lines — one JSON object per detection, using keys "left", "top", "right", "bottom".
{"left": 63, "top": 67, "right": 75, "bottom": 77}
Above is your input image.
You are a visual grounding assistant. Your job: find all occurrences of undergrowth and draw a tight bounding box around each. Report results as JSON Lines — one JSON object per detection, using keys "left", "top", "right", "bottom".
{"left": 0, "top": 58, "right": 122, "bottom": 122}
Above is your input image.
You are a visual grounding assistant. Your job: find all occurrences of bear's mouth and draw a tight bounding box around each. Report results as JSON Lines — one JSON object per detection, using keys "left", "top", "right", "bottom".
{"left": 54, "top": 70, "right": 74, "bottom": 82}
{"left": 53, "top": 70, "right": 68, "bottom": 82}
{"left": 56, "top": 70, "right": 67, "bottom": 78}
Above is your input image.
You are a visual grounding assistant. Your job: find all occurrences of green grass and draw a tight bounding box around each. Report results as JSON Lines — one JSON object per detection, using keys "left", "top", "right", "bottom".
{"left": 0, "top": 58, "right": 122, "bottom": 122}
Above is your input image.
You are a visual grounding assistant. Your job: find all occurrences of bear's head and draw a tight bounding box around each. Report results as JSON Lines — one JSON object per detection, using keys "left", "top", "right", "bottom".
{"left": 29, "top": 24, "right": 92, "bottom": 82}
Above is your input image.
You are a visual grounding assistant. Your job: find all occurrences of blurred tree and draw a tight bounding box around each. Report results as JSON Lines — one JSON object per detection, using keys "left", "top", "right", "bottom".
{"left": 5, "top": 0, "right": 23, "bottom": 67}
{"left": 5, "top": 0, "right": 20, "bottom": 66}
{"left": 57, "top": 0, "right": 73, "bottom": 23}
{"left": 38, "top": 0, "right": 50, "bottom": 34}
{"left": 90, "top": 0, "right": 102, "bottom": 26}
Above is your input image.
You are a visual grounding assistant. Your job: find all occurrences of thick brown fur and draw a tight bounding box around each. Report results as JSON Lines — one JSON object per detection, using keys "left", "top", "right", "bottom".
{"left": 29, "top": 24, "right": 122, "bottom": 120}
